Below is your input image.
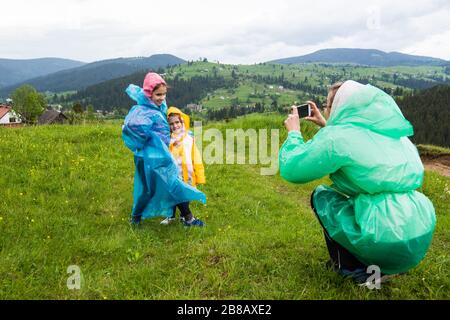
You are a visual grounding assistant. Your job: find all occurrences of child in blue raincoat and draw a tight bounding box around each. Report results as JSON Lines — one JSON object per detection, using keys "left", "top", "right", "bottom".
{"left": 122, "top": 72, "right": 206, "bottom": 225}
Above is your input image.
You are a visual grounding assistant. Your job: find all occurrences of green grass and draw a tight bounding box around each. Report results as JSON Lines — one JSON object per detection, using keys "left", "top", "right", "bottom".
{"left": 201, "top": 82, "right": 306, "bottom": 110}
{"left": 0, "top": 116, "right": 449, "bottom": 299}
{"left": 417, "top": 144, "right": 450, "bottom": 157}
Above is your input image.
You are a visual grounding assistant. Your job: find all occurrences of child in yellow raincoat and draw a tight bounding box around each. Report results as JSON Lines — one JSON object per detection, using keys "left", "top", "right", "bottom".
{"left": 161, "top": 106, "right": 206, "bottom": 226}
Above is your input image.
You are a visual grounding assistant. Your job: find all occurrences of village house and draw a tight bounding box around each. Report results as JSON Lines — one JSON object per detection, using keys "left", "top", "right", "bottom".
{"left": 186, "top": 103, "right": 203, "bottom": 112}
{"left": 38, "top": 110, "right": 68, "bottom": 125}
{"left": 47, "top": 104, "right": 63, "bottom": 112}
{"left": 0, "top": 105, "right": 23, "bottom": 127}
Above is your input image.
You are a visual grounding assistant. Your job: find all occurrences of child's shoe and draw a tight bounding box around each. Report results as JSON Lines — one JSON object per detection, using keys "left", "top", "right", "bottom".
{"left": 339, "top": 268, "right": 370, "bottom": 284}
{"left": 130, "top": 215, "right": 141, "bottom": 226}
{"left": 182, "top": 217, "right": 205, "bottom": 227}
{"left": 160, "top": 217, "right": 176, "bottom": 225}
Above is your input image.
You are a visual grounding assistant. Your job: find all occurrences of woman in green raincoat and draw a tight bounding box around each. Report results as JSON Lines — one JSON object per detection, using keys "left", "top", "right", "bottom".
{"left": 279, "top": 80, "right": 436, "bottom": 282}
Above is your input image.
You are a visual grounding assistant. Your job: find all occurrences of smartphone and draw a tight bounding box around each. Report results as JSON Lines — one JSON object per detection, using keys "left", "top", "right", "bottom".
{"left": 295, "top": 103, "right": 311, "bottom": 118}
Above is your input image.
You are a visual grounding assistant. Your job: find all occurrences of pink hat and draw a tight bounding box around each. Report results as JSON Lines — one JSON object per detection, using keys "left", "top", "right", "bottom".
{"left": 143, "top": 72, "right": 167, "bottom": 98}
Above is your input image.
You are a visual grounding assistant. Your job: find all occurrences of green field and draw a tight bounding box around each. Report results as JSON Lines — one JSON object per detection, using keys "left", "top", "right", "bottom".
{"left": 0, "top": 115, "right": 449, "bottom": 299}
{"left": 163, "top": 61, "right": 449, "bottom": 114}
{"left": 171, "top": 61, "right": 447, "bottom": 85}
{"left": 201, "top": 83, "right": 305, "bottom": 110}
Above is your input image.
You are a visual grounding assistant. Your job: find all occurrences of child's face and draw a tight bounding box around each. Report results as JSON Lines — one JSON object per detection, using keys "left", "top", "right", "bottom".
{"left": 169, "top": 115, "right": 183, "bottom": 133}
{"left": 151, "top": 85, "right": 167, "bottom": 106}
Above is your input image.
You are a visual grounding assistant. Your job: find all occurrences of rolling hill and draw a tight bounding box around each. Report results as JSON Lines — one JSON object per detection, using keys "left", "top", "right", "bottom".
{"left": 66, "top": 60, "right": 449, "bottom": 112}
{"left": 0, "top": 57, "right": 85, "bottom": 88}
{"left": 0, "top": 54, "right": 186, "bottom": 97}
{"left": 69, "top": 69, "right": 234, "bottom": 112}
{"left": 269, "top": 48, "right": 449, "bottom": 67}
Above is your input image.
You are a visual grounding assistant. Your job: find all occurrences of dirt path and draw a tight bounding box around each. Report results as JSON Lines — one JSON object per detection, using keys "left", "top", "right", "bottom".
{"left": 422, "top": 154, "right": 450, "bottom": 178}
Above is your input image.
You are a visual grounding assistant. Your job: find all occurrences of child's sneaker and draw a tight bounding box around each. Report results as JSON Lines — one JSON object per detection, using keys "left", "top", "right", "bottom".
{"left": 160, "top": 217, "right": 176, "bottom": 225}
{"left": 182, "top": 217, "right": 205, "bottom": 227}
{"left": 130, "top": 215, "right": 141, "bottom": 226}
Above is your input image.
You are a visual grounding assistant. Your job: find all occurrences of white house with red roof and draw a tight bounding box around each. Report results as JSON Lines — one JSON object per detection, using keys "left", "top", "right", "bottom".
{"left": 0, "top": 105, "right": 22, "bottom": 126}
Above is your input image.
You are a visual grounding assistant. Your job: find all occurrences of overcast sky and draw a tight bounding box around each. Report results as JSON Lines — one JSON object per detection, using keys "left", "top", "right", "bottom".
{"left": 1, "top": 0, "right": 449, "bottom": 64}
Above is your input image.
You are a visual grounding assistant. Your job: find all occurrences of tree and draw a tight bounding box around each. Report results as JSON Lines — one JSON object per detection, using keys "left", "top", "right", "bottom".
{"left": 271, "top": 96, "right": 278, "bottom": 110}
{"left": 72, "top": 102, "right": 84, "bottom": 114}
{"left": 86, "top": 104, "right": 95, "bottom": 120}
{"left": 231, "top": 69, "right": 238, "bottom": 80}
{"left": 11, "top": 85, "right": 46, "bottom": 124}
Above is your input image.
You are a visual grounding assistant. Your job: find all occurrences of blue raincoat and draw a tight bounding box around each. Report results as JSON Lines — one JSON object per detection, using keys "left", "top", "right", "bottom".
{"left": 122, "top": 84, "right": 206, "bottom": 219}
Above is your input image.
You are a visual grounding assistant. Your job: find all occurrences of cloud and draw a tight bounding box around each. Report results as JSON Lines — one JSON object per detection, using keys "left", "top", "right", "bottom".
{"left": 0, "top": 0, "right": 449, "bottom": 63}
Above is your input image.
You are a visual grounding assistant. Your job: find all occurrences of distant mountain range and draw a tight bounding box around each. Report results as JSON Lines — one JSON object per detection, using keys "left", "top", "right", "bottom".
{"left": 1, "top": 48, "right": 449, "bottom": 98}
{"left": 0, "top": 57, "right": 85, "bottom": 88}
{"left": 0, "top": 54, "right": 186, "bottom": 96}
{"left": 269, "top": 48, "right": 449, "bottom": 67}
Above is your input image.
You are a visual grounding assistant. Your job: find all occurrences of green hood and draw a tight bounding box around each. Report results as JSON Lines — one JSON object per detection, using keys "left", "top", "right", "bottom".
{"left": 327, "top": 84, "right": 413, "bottom": 138}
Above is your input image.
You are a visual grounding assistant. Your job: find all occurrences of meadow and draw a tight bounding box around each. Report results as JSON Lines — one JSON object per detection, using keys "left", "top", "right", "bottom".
{"left": 0, "top": 114, "right": 449, "bottom": 299}
{"left": 165, "top": 61, "right": 449, "bottom": 114}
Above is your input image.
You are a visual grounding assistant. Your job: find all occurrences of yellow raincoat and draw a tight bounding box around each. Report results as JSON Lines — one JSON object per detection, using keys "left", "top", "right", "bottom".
{"left": 167, "top": 107, "right": 206, "bottom": 187}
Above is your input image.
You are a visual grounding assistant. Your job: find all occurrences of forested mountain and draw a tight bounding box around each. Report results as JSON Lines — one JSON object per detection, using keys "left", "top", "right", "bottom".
{"left": 398, "top": 85, "right": 450, "bottom": 147}
{"left": 0, "top": 58, "right": 85, "bottom": 88}
{"left": 0, "top": 54, "right": 185, "bottom": 96}
{"left": 270, "top": 48, "right": 449, "bottom": 67}
{"left": 68, "top": 71, "right": 235, "bottom": 112}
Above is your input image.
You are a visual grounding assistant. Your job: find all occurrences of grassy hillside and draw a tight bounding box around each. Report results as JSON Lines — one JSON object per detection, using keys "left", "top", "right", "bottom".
{"left": 56, "top": 61, "right": 449, "bottom": 113}
{"left": 417, "top": 144, "right": 450, "bottom": 157}
{"left": 0, "top": 115, "right": 449, "bottom": 299}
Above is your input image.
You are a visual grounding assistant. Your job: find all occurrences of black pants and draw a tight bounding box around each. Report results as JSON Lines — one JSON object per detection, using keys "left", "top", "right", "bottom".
{"left": 310, "top": 191, "right": 367, "bottom": 271}
{"left": 172, "top": 202, "right": 193, "bottom": 221}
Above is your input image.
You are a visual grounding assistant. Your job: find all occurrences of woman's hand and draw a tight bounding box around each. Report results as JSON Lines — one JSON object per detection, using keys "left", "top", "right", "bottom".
{"left": 304, "top": 101, "right": 327, "bottom": 128}
{"left": 284, "top": 106, "right": 301, "bottom": 133}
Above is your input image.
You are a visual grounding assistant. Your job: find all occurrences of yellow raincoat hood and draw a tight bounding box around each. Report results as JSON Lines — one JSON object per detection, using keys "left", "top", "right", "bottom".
{"left": 167, "top": 106, "right": 190, "bottom": 131}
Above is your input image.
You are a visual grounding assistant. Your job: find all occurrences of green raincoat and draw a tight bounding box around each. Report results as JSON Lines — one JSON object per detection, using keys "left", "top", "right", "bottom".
{"left": 279, "top": 83, "right": 436, "bottom": 275}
